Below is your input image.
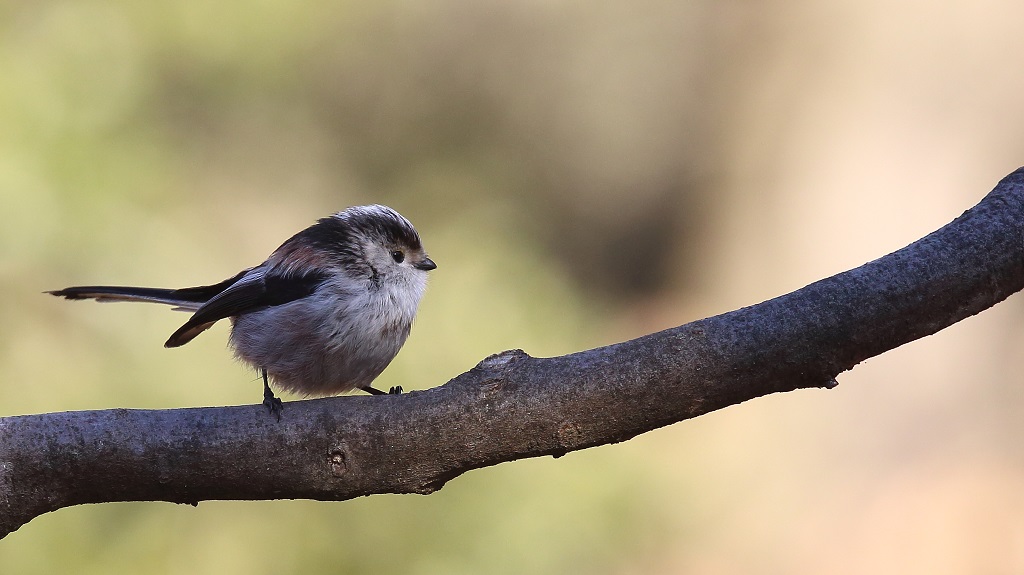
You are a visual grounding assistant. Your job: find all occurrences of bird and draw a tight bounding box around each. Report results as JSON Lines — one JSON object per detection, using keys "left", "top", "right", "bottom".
{"left": 48, "top": 205, "right": 436, "bottom": 418}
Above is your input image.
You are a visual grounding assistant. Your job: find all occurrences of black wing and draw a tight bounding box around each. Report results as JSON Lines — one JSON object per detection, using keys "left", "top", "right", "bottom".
{"left": 164, "top": 267, "right": 329, "bottom": 347}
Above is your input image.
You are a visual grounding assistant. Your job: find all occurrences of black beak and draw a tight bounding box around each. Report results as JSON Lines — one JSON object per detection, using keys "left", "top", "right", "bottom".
{"left": 414, "top": 257, "right": 437, "bottom": 271}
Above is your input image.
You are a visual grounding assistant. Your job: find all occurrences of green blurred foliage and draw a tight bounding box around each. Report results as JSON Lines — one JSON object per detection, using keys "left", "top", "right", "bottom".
{"left": 0, "top": 1, "right": 692, "bottom": 572}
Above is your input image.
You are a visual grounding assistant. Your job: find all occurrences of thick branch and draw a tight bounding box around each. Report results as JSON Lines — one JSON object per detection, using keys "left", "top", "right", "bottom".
{"left": 3, "top": 169, "right": 1024, "bottom": 538}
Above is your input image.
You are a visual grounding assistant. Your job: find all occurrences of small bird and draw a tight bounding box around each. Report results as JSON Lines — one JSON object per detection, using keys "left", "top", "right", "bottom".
{"left": 48, "top": 205, "right": 436, "bottom": 417}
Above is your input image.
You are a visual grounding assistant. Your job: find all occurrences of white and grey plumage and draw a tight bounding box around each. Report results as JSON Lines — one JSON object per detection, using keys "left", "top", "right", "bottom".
{"left": 49, "top": 205, "right": 436, "bottom": 414}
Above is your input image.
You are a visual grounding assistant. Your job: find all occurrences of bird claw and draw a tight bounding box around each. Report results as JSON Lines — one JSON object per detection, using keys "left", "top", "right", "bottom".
{"left": 261, "top": 368, "right": 283, "bottom": 421}
{"left": 263, "top": 393, "right": 283, "bottom": 421}
{"left": 388, "top": 386, "right": 403, "bottom": 395}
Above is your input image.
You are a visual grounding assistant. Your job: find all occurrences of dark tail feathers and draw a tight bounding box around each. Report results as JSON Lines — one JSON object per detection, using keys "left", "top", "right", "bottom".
{"left": 47, "top": 269, "right": 249, "bottom": 312}
{"left": 47, "top": 286, "right": 207, "bottom": 310}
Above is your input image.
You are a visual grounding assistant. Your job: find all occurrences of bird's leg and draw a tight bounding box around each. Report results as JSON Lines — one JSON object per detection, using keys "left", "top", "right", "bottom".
{"left": 359, "top": 385, "right": 403, "bottom": 395}
{"left": 262, "top": 368, "right": 283, "bottom": 420}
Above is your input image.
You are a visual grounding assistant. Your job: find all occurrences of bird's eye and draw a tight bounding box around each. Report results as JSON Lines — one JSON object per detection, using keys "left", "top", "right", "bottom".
{"left": 390, "top": 250, "right": 405, "bottom": 263}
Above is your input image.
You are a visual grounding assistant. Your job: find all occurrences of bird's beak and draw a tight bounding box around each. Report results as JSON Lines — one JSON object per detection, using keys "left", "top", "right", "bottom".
{"left": 414, "top": 257, "right": 437, "bottom": 271}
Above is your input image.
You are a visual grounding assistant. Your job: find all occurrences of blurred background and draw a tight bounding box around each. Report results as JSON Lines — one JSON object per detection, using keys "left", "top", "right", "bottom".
{"left": 3, "top": 0, "right": 1024, "bottom": 573}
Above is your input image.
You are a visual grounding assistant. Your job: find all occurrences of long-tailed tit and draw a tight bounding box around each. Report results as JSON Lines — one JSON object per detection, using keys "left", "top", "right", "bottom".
{"left": 49, "top": 205, "right": 436, "bottom": 417}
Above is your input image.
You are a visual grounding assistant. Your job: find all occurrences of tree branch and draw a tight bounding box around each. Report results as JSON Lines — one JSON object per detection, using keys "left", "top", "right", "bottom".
{"left": 4, "top": 168, "right": 1024, "bottom": 539}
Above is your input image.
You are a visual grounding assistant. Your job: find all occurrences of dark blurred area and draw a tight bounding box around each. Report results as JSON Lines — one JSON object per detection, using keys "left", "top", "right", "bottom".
{"left": 4, "top": 1, "right": 1024, "bottom": 573}
{"left": 147, "top": 2, "right": 721, "bottom": 301}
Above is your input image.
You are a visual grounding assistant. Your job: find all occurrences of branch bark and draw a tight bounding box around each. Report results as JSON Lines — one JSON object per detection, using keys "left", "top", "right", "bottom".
{"left": 4, "top": 169, "right": 1024, "bottom": 539}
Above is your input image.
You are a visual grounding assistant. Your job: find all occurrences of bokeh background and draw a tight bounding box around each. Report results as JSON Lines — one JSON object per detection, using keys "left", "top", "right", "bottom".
{"left": 4, "top": 1, "right": 1024, "bottom": 573}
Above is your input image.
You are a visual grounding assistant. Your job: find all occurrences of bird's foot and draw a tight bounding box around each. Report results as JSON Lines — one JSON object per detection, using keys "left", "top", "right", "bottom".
{"left": 359, "top": 385, "right": 403, "bottom": 396}
{"left": 263, "top": 392, "right": 283, "bottom": 421}
{"left": 261, "top": 368, "right": 283, "bottom": 421}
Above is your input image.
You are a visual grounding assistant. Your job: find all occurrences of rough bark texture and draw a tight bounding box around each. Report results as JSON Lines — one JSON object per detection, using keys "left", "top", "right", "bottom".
{"left": 3, "top": 169, "right": 1024, "bottom": 538}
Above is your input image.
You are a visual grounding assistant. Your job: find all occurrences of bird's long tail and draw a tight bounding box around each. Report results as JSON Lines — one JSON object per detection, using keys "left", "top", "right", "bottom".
{"left": 46, "top": 286, "right": 206, "bottom": 311}
{"left": 47, "top": 270, "right": 248, "bottom": 312}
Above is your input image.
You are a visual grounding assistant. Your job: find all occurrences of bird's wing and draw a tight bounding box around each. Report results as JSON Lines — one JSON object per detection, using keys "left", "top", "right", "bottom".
{"left": 164, "top": 266, "right": 328, "bottom": 347}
